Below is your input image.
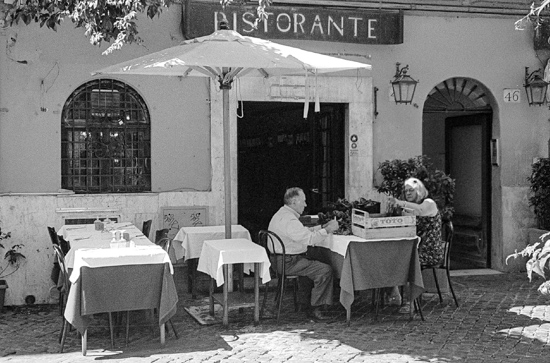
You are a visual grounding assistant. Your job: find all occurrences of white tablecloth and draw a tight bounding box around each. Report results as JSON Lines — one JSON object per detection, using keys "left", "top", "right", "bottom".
{"left": 172, "top": 225, "right": 251, "bottom": 261}
{"left": 60, "top": 223, "right": 152, "bottom": 268}
{"left": 58, "top": 223, "right": 172, "bottom": 282}
{"left": 69, "top": 245, "right": 173, "bottom": 283}
{"left": 316, "top": 234, "right": 420, "bottom": 257}
{"left": 197, "top": 238, "right": 271, "bottom": 287}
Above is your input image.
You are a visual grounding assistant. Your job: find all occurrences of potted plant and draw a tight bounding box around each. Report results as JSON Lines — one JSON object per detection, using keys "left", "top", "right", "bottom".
{"left": 507, "top": 231, "right": 550, "bottom": 296}
{"left": 527, "top": 158, "right": 550, "bottom": 239}
{"left": 0, "top": 228, "right": 25, "bottom": 311}
{"left": 375, "top": 155, "right": 455, "bottom": 221}
{"left": 317, "top": 197, "right": 381, "bottom": 235}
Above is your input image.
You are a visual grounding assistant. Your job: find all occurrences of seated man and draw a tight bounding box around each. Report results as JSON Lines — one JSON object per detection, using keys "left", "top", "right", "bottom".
{"left": 268, "top": 187, "right": 339, "bottom": 320}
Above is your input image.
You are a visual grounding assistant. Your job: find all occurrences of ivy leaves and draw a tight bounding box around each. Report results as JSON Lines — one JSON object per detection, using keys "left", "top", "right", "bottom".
{"left": 528, "top": 158, "right": 550, "bottom": 230}
{"left": 4, "top": 0, "right": 272, "bottom": 55}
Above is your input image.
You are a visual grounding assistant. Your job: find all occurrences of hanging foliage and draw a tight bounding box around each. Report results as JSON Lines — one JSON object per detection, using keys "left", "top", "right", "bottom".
{"left": 3, "top": 0, "right": 272, "bottom": 55}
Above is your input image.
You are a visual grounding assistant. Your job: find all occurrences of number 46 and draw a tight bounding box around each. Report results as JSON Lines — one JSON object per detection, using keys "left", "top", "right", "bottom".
{"left": 503, "top": 89, "right": 521, "bottom": 103}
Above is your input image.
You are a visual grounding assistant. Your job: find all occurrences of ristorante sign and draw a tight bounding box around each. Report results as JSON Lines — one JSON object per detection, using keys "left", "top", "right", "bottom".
{"left": 183, "top": 1, "right": 404, "bottom": 44}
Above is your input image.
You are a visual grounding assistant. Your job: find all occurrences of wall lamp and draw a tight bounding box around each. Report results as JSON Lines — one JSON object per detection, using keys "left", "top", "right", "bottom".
{"left": 524, "top": 67, "right": 548, "bottom": 106}
{"left": 391, "top": 62, "right": 418, "bottom": 105}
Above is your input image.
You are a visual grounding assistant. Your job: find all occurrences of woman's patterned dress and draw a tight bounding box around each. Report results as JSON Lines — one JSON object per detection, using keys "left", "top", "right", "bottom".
{"left": 416, "top": 212, "right": 443, "bottom": 266}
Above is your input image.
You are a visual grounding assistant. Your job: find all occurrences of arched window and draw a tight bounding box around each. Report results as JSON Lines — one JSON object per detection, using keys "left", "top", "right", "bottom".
{"left": 61, "top": 79, "right": 151, "bottom": 193}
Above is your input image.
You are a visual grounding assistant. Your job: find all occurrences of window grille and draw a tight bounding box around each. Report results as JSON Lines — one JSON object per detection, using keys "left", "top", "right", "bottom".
{"left": 61, "top": 79, "right": 151, "bottom": 193}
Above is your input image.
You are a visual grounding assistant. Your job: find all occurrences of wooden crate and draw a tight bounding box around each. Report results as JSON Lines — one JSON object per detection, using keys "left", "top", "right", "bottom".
{"left": 351, "top": 208, "right": 417, "bottom": 239}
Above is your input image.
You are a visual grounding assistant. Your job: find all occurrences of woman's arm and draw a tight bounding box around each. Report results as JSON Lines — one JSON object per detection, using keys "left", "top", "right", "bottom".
{"left": 390, "top": 197, "right": 438, "bottom": 216}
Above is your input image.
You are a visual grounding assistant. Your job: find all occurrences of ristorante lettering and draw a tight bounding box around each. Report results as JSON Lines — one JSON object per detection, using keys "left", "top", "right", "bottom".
{"left": 184, "top": 1, "right": 403, "bottom": 45}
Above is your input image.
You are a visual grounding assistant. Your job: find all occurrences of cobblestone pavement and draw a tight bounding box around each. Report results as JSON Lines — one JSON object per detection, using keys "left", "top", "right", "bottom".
{"left": 1, "top": 270, "right": 550, "bottom": 363}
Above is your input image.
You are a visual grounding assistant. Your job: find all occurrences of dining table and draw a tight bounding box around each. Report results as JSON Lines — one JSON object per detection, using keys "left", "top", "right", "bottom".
{"left": 312, "top": 234, "right": 424, "bottom": 324}
{"left": 197, "top": 238, "right": 271, "bottom": 326}
{"left": 58, "top": 222, "right": 178, "bottom": 355}
{"left": 171, "top": 225, "right": 252, "bottom": 297}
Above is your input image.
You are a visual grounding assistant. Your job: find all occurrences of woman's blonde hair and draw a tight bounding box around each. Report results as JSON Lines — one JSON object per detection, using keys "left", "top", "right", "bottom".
{"left": 404, "top": 177, "right": 429, "bottom": 203}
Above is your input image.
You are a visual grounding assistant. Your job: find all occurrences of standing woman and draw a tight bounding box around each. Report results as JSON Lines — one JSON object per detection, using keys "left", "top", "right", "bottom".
{"left": 390, "top": 177, "right": 444, "bottom": 266}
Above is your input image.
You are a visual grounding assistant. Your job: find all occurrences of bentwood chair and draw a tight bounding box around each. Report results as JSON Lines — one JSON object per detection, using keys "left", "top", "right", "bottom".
{"left": 421, "top": 220, "right": 459, "bottom": 307}
{"left": 49, "top": 227, "right": 70, "bottom": 315}
{"left": 257, "top": 230, "right": 299, "bottom": 323}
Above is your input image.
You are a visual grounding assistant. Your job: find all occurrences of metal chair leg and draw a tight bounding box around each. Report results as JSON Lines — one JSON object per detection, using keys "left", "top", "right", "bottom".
{"left": 414, "top": 299, "right": 424, "bottom": 321}
{"left": 60, "top": 319, "right": 69, "bottom": 352}
{"left": 446, "top": 267, "right": 459, "bottom": 307}
{"left": 432, "top": 268, "right": 443, "bottom": 303}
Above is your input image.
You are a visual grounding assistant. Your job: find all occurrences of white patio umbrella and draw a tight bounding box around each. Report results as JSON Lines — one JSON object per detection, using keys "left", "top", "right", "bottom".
{"left": 94, "top": 24, "right": 371, "bottom": 239}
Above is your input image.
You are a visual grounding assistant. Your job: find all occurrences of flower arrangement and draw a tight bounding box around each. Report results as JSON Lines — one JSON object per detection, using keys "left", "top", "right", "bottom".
{"left": 506, "top": 231, "right": 550, "bottom": 296}
{"left": 0, "top": 228, "right": 25, "bottom": 279}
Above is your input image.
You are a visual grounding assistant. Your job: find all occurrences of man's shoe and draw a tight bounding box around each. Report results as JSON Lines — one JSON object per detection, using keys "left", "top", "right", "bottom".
{"left": 308, "top": 307, "right": 331, "bottom": 321}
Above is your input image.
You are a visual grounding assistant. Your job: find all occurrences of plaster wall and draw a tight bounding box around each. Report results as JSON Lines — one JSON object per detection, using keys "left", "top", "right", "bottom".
{"left": 0, "top": 5, "right": 549, "bottom": 303}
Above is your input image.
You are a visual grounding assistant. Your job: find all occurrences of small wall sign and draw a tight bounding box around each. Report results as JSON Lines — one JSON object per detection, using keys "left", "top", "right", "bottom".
{"left": 503, "top": 89, "right": 521, "bottom": 103}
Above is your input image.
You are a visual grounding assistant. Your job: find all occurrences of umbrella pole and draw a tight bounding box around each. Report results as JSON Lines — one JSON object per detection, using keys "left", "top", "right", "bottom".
{"left": 222, "top": 85, "right": 233, "bottom": 240}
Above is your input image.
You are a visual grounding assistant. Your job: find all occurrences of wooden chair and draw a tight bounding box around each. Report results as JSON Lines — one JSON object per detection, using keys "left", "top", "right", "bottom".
{"left": 154, "top": 228, "right": 170, "bottom": 251}
{"left": 257, "top": 230, "right": 299, "bottom": 323}
{"left": 141, "top": 220, "right": 152, "bottom": 239}
{"left": 421, "top": 220, "right": 459, "bottom": 307}
{"left": 48, "top": 227, "right": 69, "bottom": 315}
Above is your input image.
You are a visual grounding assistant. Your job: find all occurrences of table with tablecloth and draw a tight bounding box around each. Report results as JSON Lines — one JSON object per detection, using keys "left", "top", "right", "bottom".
{"left": 171, "top": 225, "right": 252, "bottom": 296}
{"left": 59, "top": 223, "right": 152, "bottom": 269}
{"left": 59, "top": 223, "right": 178, "bottom": 354}
{"left": 172, "top": 225, "right": 252, "bottom": 261}
{"left": 313, "top": 234, "right": 424, "bottom": 323}
{"left": 197, "top": 238, "right": 271, "bottom": 326}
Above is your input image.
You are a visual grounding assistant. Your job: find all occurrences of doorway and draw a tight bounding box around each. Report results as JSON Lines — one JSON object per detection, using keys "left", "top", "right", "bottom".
{"left": 237, "top": 102, "right": 346, "bottom": 238}
{"left": 446, "top": 114, "right": 492, "bottom": 269}
{"left": 423, "top": 77, "right": 493, "bottom": 269}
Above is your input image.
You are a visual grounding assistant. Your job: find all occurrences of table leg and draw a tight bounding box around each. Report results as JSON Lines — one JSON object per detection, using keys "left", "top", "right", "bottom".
{"left": 160, "top": 323, "right": 166, "bottom": 345}
{"left": 227, "top": 263, "right": 233, "bottom": 292}
{"left": 187, "top": 259, "right": 198, "bottom": 299}
{"left": 81, "top": 330, "right": 87, "bottom": 356}
{"left": 209, "top": 278, "right": 215, "bottom": 316}
{"left": 346, "top": 308, "right": 351, "bottom": 326}
{"left": 254, "top": 262, "right": 260, "bottom": 325}
{"left": 223, "top": 264, "right": 229, "bottom": 326}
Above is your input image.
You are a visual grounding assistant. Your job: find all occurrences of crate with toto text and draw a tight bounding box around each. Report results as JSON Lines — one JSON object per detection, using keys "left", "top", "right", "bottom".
{"left": 351, "top": 208, "right": 417, "bottom": 239}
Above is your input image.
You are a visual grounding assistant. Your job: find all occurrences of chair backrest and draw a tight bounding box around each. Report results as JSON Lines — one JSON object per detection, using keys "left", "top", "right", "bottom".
{"left": 154, "top": 229, "right": 171, "bottom": 252}
{"left": 155, "top": 228, "right": 169, "bottom": 242}
{"left": 442, "top": 220, "right": 454, "bottom": 269}
{"left": 47, "top": 226, "right": 60, "bottom": 245}
{"left": 258, "top": 230, "right": 287, "bottom": 279}
{"left": 142, "top": 219, "right": 152, "bottom": 239}
{"left": 52, "top": 244, "right": 70, "bottom": 297}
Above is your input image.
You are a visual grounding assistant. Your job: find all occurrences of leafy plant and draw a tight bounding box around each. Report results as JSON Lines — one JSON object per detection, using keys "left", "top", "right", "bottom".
{"left": 318, "top": 197, "right": 380, "bottom": 235}
{"left": 527, "top": 158, "right": 550, "bottom": 230}
{"left": 375, "top": 155, "right": 455, "bottom": 221}
{"left": 3, "top": 0, "right": 273, "bottom": 55}
{"left": 0, "top": 228, "right": 25, "bottom": 279}
{"left": 507, "top": 231, "right": 550, "bottom": 296}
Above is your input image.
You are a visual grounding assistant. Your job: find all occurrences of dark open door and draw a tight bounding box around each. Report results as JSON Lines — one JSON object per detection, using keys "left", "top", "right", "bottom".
{"left": 445, "top": 114, "right": 492, "bottom": 269}
{"left": 237, "top": 102, "right": 345, "bottom": 238}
